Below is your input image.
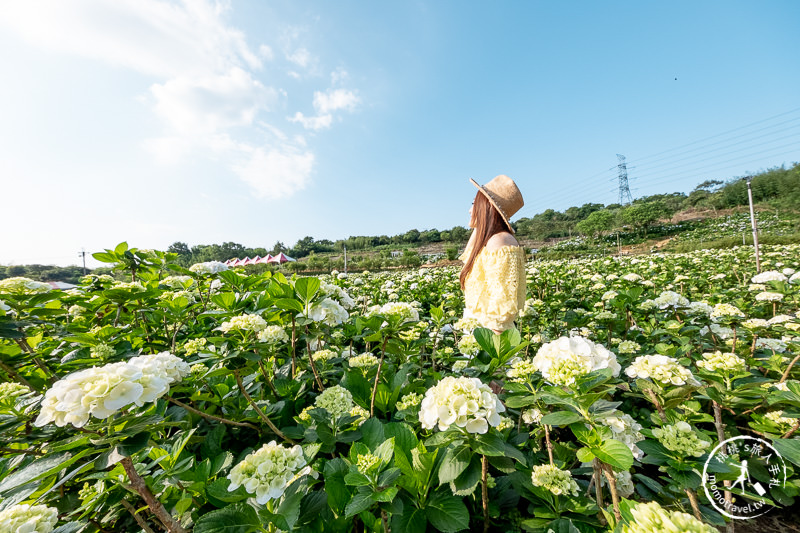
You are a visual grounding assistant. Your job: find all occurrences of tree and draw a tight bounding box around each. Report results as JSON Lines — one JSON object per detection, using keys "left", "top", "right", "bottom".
{"left": 271, "top": 241, "right": 287, "bottom": 255}
{"left": 620, "top": 201, "right": 671, "bottom": 236}
{"left": 575, "top": 210, "right": 616, "bottom": 239}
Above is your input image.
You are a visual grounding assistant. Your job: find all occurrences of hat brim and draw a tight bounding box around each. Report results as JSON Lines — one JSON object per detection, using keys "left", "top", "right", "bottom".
{"left": 470, "top": 178, "right": 515, "bottom": 234}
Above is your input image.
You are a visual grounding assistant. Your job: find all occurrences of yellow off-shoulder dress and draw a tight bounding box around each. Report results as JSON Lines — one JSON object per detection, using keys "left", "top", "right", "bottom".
{"left": 459, "top": 244, "right": 527, "bottom": 332}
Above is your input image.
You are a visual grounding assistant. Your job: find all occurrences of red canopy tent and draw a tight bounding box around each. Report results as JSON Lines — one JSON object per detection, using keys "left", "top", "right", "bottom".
{"left": 267, "top": 252, "right": 295, "bottom": 264}
{"left": 254, "top": 255, "right": 273, "bottom": 264}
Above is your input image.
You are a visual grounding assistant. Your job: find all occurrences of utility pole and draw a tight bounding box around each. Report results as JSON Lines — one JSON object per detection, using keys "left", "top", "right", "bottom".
{"left": 617, "top": 154, "right": 633, "bottom": 205}
{"left": 746, "top": 178, "right": 761, "bottom": 273}
{"left": 78, "top": 249, "right": 87, "bottom": 276}
{"left": 343, "top": 245, "right": 347, "bottom": 275}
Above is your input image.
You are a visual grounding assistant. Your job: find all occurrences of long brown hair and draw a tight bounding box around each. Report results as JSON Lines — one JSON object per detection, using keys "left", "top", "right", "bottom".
{"left": 459, "top": 190, "right": 513, "bottom": 289}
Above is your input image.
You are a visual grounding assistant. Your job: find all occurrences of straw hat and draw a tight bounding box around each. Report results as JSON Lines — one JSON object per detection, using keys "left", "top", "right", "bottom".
{"left": 470, "top": 175, "right": 524, "bottom": 233}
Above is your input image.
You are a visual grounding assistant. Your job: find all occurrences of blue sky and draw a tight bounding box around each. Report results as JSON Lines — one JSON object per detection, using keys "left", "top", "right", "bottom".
{"left": 1, "top": 1, "right": 798, "bottom": 267}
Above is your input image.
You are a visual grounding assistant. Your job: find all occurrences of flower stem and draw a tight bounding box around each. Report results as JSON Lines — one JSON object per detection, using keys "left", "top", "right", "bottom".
{"left": 544, "top": 424, "right": 554, "bottom": 465}
{"left": 166, "top": 396, "right": 260, "bottom": 432}
{"left": 482, "top": 454, "right": 490, "bottom": 533}
{"left": 600, "top": 462, "right": 621, "bottom": 521}
{"left": 685, "top": 488, "right": 703, "bottom": 521}
{"left": 234, "top": 370, "right": 296, "bottom": 444}
{"left": 370, "top": 337, "right": 389, "bottom": 417}
{"left": 121, "top": 457, "right": 187, "bottom": 533}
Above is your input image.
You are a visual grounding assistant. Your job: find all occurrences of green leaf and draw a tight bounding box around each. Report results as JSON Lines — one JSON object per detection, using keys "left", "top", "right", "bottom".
{"left": 206, "top": 479, "right": 249, "bottom": 504}
{"left": 114, "top": 242, "right": 129, "bottom": 254}
{"left": 772, "top": 439, "right": 800, "bottom": 467}
{"left": 211, "top": 293, "right": 236, "bottom": 310}
{"left": 540, "top": 411, "right": 584, "bottom": 426}
{"left": 438, "top": 445, "right": 472, "bottom": 485}
{"left": 344, "top": 471, "right": 372, "bottom": 487}
{"left": 360, "top": 418, "right": 385, "bottom": 450}
{"left": 593, "top": 439, "right": 634, "bottom": 471}
{"left": 426, "top": 489, "right": 469, "bottom": 532}
{"left": 393, "top": 506, "right": 427, "bottom": 533}
{"left": 505, "top": 395, "right": 538, "bottom": 408}
{"left": 373, "top": 437, "right": 395, "bottom": 465}
{"left": 92, "top": 252, "right": 117, "bottom": 263}
{"left": 294, "top": 277, "right": 320, "bottom": 303}
{"left": 576, "top": 447, "right": 595, "bottom": 463}
{"left": 275, "top": 298, "right": 304, "bottom": 313}
{"left": 472, "top": 432, "right": 527, "bottom": 464}
{"left": 193, "top": 503, "right": 261, "bottom": 533}
{"left": 324, "top": 458, "right": 351, "bottom": 514}
{"left": 544, "top": 518, "right": 581, "bottom": 533}
{"left": 449, "top": 454, "right": 482, "bottom": 496}
{"left": 345, "top": 488, "right": 374, "bottom": 518}
{"left": 473, "top": 327, "right": 499, "bottom": 358}
{"left": 0, "top": 451, "right": 85, "bottom": 493}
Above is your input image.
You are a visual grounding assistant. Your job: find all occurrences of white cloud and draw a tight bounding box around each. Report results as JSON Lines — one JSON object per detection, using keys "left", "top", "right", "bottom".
{"left": 233, "top": 145, "right": 314, "bottom": 199}
{"left": 314, "top": 88, "right": 360, "bottom": 114}
{"left": 287, "top": 47, "right": 312, "bottom": 68}
{"left": 0, "top": 1, "right": 365, "bottom": 200}
{"left": 150, "top": 67, "right": 277, "bottom": 135}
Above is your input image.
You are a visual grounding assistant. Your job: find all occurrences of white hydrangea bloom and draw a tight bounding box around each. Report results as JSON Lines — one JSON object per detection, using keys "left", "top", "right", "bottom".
{"left": 227, "top": 441, "right": 309, "bottom": 504}
{"left": 751, "top": 270, "right": 787, "bottom": 283}
{"left": 790, "top": 272, "right": 800, "bottom": 284}
{"left": 320, "top": 281, "right": 355, "bottom": 310}
{"left": 219, "top": 314, "right": 268, "bottom": 333}
{"left": 349, "top": 353, "right": 379, "bottom": 368}
{"left": 0, "top": 277, "right": 52, "bottom": 295}
{"left": 311, "top": 349, "right": 337, "bottom": 362}
{"left": 0, "top": 504, "right": 58, "bottom": 533}
{"left": 419, "top": 376, "right": 505, "bottom": 434}
{"left": 457, "top": 334, "right": 481, "bottom": 357}
{"left": 696, "top": 351, "right": 745, "bottom": 373}
{"left": 754, "top": 338, "right": 788, "bottom": 353}
{"left": 396, "top": 392, "right": 423, "bottom": 411}
{"left": 314, "top": 385, "right": 355, "bottom": 419}
{"left": 755, "top": 291, "right": 783, "bottom": 302}
{"left": 189, "top": 261, "right": 229, "bottom": 275}
{"left": 506, "top": 358, "right": 537, "bottom": 383}
{"left": 258, "top": 325, "right": 290, "bottom": 344}
{"left": 522, "top": 408, "right": 544, "bottom": 424}
{"left": 532, "top": 336, "right": 621, "bottom": 386}
{"left": 742, "top": 318, "right": 770, "bottom": 329}
{"left": 652, "top": 421, "right": 711, "bottom": 457}
{"left": 625, "top": 355, "right": 699, "bottom": 386}
{"left": 598, "top": 413, "right": 645, "bottom": 460}
{"left": 653, "top": 291, "right": 689, "bottom": 309}
{"left": 623, "top": 501, "right": 717, "bottom": 533}
{"left": 622, "top": 273, "right": 642, "bottom": 282}
{"left": 617, "top": 340, "right": 641, "bottom": 354}
{"left": 369, "top": 301, "right": 419, "bottom": 324}
{"left": 710, "top": 303, "right": 745, "bottom": 322}
{"left": 34, "top": 352, "right": 189, "bottom": 428}
{"left": 530, "top": 464, "right": 579, "bottom": 496}
{"left": 454, "top": 316, "right": 482, "bottom": 334}
{"left": 699, "top": 323, "right": 735, "bottom": 339}
{"left": 768, "top": 314, "right": 795, "bottom": 325}
{"left": 308, "top": 297, "right": 349, "bottom": 326}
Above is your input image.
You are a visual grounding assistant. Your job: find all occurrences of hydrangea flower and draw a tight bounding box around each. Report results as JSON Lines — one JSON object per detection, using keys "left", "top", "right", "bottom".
{"left": 0, "top": 504, "right": 58, "bottom": 533}
{"left": 0, "top": 382, "right": 31, "bottom": 406}
{"left": 506, "top": 358, "right": 537, "bottom": 383}
{"left": 315, "top": 385, "right": 356, "bottom": 420}
{"left": 368, "top": 301, "right": 419, "bottom": 324}
{"left": 617, "top": 340, "right": 641, "bottom": 354}
{"left": 396, "top": 392, "right": 423, "bottom": 411}
{"left": 622, "top": 501, "right": 717, "bottom": 533}
{"left": 320, "top": 281, "right": 355, "bottom": 309}
{"left": 457, "top": 334, "right": 480, "bottom": 357}
{"left": 765, "top": 410, "right": 796, "bottom": 428}
{"left": 227, "top": 441, "right": 309, "bottom": 504}
{"left": 522, "top": 408, "right": 544, "bottom": 424}
{"left": 258, "top": 325, "right": 290, "bottom": 344}
{"left": 751, "top": 270, "right": 787, "bottom": 283}
{"left": 183, "top": 338, "right": 208, "bottom": 355}
{"left": 755, "top": 338, "right": 788, "bottom": 352}
{"left": 603, "top": 470, "right": 634, "bottom": 498}
{"left": 356, "top": 453, "right": 381, "bottom": 475}
{"left": 311, "top": 349, "right": 337, "bottom": 362}
{"left": 755, "top": 291, "right": 783, "bottom": 302}
{"left": 35, "top": 352, "right": 190, "bottom": 428}
{"left": 0, "top": 277, "right": 52, "bottom": 295}
{"left": 625, "top": 355, "right": 699, "bottom": 386}
{"left": 710, "top": 303, "right": 745, "bottom": 322}
{"left": 652, "top": 421, "right": 711, "bottom": 457}
{"left": 189, "top": 261, "right": 228, "bottom": 275}
{"left": 532, "top": 336, "right": 621, "bottom": 386}
{"left": 622, "top": 273, "right": 642, "bottom": 282}
{"left": 308, "top": 297, "right": 349, "bottom": 326}
{"left": 742, "top": 318, "right": 770, "bottom": 330}
{"left": 696, "top": 351, "right": 745, "bottom": 373}
{"left": 419, "top": 376, "right": 505, "bottom": 434}
{"left": 219, "top": 314, "right": 268, "bottom": 333}
{"left": 349, "top": 353, "right": 379, "bottom": 368}
{"left": 90, "top": 343, "right": 115, "bottom": 359}
{"left": 530, "top": 464, "right": 579, "bottom": 496}
{"left": 653, "top": 290, "right": 689, "bottom": 309}
{"left": 598, "top": 413, "right": 645, "bottom": 460}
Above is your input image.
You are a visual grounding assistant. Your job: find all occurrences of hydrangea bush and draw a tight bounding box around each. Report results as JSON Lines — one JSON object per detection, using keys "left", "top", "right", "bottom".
{"left": 0, "top": 241, "right": 798, "bottom": 532}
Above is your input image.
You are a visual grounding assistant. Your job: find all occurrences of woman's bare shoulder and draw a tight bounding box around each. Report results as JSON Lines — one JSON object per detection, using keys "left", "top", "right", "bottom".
{"left": 485, "top": 232, "right": 519, "bottom": 251}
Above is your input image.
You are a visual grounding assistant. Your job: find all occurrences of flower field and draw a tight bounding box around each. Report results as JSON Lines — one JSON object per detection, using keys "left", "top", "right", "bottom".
{"left": 1, "top": 241, "right": 799, "bottom": 533}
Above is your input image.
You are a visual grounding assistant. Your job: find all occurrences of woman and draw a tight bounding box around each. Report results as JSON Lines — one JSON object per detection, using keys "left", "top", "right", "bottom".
{"left": 459, "top": 175, "right": 526, "bottom": 333}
